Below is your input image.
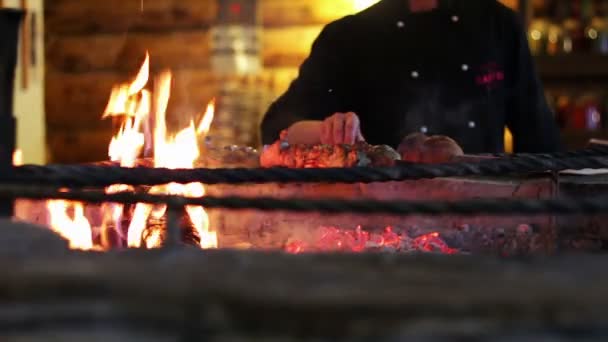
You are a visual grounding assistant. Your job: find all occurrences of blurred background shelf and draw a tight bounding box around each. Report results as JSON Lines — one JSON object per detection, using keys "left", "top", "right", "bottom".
{"left": 561, "top": 129, "right": 608, "bottom": 148}
{"left": 521, "top": 0, "right": 608, "bottom": 148}
{"left": 536, "top": 54, "right": 608, "bottom": 81}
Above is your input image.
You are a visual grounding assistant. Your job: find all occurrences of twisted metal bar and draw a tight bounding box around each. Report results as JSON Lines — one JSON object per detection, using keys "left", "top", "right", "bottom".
{"left": 490, "top": 144, "right": 608, "bottom": 159}
{"left": 4, "top": 185, "right": 608, "bottom": 216}
{"left": 5, "top": 154, "right": 608, "bottom": 187}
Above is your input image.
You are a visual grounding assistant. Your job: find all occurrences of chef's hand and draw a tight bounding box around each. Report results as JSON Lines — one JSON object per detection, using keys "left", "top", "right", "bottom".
{"left": 321, "top": 112, "right": 365, "bottom": 145}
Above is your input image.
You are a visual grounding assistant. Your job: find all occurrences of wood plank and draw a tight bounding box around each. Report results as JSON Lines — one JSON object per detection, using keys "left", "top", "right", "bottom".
{"left": 45, "top": 0, "right": 520, "bottom": 36}
{"left": 46, "top": 62, "right": 294, "bottom": 124}
{"left": 265, "top": 67, "right": 299, "bottom": 94}
{"left": 19, "top": 0, "right": 30, "bottom": 90}
{"left": 261, "top": 0, "right": 356, "bottom": 27}
{"left": 46, "top": 126, "right": 113, "bottom": 163}
{"left": 46, "top": 30, "right": 212, "bottom": 73}
{"left": 46, "top": 69, "right": 220, "bottom": 129}
{"left": 261, "top": 0, "right": 519, "bottom": 28}
{"left": 45, "top": 0, "right": 218, "bottom": 34}
{"left": 536, "top": 55, "right": 608, "bottom": 81}
{"left": 1, "top": 250, "right": 608, "bottom": 340}
{"left": 263, "top": 26, "right": 321, "bottom": 68}
{"left": 45, "top": 0, "right": 352, "bottom": 33}
{"left": 0, "top": 219, "right": 68, "bottom": 256}
{"left": 46, "top": 26, "right": 316, "bottom": 73}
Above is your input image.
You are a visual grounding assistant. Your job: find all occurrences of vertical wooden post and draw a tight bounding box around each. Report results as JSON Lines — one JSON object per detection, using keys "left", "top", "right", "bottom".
{"left": 19, "top": 0, "right": 29, "bottom": 90}
{"left": 0, "top": 9, "right": 24, "bottom": 218}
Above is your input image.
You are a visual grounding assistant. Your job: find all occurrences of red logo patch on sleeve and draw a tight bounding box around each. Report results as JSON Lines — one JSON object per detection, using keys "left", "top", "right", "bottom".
{"left": 475, "top": 62, "right": 504, "bottom": 89}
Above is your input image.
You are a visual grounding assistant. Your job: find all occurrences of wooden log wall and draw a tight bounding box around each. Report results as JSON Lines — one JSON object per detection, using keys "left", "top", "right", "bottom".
{"left": 45, "top": 0, "right": 518, "bottom": 164}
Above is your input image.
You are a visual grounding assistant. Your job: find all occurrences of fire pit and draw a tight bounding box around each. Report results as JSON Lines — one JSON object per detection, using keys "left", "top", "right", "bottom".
{"left": 9, "top": 53, "right": 608, "bottom": 257}
{"left": 9, "top": 54, "right": 550, "bottom": 256}
{"left": 4, "top": 52, "right": 608, "bottom": 340}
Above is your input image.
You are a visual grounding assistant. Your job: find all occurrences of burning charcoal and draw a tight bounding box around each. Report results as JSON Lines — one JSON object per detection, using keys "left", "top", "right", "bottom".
{"left": 285, "top": 240, "right": 308, "bottom": 254}
{"left": 571, "top": 239, "right": 603, "bottom": 251}
{"left": 316, "top": 226, "right": 341, "bottom": 251}
{"left": 494, "top": 228, "right": 506, "bottom": 239}
{"left": 457, "top": 224, "right": 471, "bottom": 233}
{"left": 500, "top": 239, "right": 521, "bottom": 257}
{"left": 381, "top": 227, "right": 401, "bottom": 249}
{"left": 516, "top": 224, "right": 533, "bottom": 236}
{"left": 493, "top": 228, "right": 508, "bottom": 255}
{"left": 345, "top": 226, "right": 368, "bottom": 252}
{"left": 140, "top": 208, "right": 201, "bottom": 248}
{"left": 441, "top": 231, "right": 466, "bottom": 250}
{"left": 513, "top": 224, "right": 535, "bottom": 255}
{"left": 469, "top": 231, "right": 495, "bottom": 254}
{"left": 285, "top": 226, "right": 458, "bottom": 255}
{"left": 528, "top": 234, "right": 546, "bottom": 254}
{"left": 412, "top": 232, "right": 458, "bottom": 254}
{"left": 399, "top": 236, "right": 416, "bottom": 253}
{"left": 366, "top": 232, "right": 387, "bottom": 249}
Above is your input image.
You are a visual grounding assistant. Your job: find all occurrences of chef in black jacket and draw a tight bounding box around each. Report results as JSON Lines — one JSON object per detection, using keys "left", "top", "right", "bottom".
{"left": 260, "top": 0, "right": 561, "bottom": 154}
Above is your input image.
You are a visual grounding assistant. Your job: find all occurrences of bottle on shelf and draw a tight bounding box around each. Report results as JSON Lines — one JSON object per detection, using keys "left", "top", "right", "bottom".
{"left": 580, "top": 0, "right": 595, "bottom": 51}
{"left": 554, "top": 93, "right": 573, "bottom": 130}
{"left": 546, "top": 89, "right": 604, "bottom": 132}
{"left": 575, "top": 93, "right": 602, "bottom": 131}
{"left": 592, "top": 0, "right": 608, "bottom": 54}
{"left": 564, "top": 0, "right": 589, "bottom": 53}
{"left": 555, "top": 0, "right": 577, "bottom": 54}
{"left": 528, "top": 0, "right": 551, "bottom": 56}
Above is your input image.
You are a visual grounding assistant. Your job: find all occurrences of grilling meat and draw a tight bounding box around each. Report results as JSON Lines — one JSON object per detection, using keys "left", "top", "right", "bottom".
{"left": 261, "top": 131, "right": 463, "bottom": 168}
{"left": 397, "top": 133, "right": 428, "bottom": 163}
{"left": 398, "top": 133, "right": 464, "bottom": 164}
{"left": 260, "top": 139, "right": 401, "bottom": 168}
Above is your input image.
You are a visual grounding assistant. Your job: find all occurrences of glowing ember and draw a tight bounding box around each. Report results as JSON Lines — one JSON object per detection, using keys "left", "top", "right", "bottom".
{"left": 285, "top": 226, "right": 458, "bottom": 254}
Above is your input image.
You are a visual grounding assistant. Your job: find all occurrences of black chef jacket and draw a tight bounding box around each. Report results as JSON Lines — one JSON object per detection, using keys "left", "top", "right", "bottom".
{"left": 260, "top": 0, "right": 562, "bottom": 154}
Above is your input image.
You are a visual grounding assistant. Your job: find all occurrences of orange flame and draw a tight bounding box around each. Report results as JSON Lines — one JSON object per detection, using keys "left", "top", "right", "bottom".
{"left": 12, "top": 149, "right": 22, "bottom": 166}
{"left": 127, "top": 70, "right": 217, "bottom": 249}
{"left": 100, "top": 54, "right": 152, "bottom": 250}
{"left": 46, "top": 53, "right": 217, "bottom": 251}
{"left": 104, "top": 53, "right": 151, "bottom": 166}
{"left": 47, "top": 200, "right": 93, "bottom": 250}
{"left": 197, "top": 98, "right": 215, "bottom": 135}
{"left": 103, "top": 52, "right": 150, "bottom": 119}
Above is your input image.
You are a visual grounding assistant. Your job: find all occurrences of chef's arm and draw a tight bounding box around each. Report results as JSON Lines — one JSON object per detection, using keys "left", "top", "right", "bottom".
{"left": 505, "top": 14, "right": 562, "bottom": 153}
{"left": 260, "top": 19, "right": 350, "bottom": 145}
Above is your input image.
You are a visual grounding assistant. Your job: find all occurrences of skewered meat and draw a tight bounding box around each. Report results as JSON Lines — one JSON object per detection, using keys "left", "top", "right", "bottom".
{"left": 261, "top": 130, "right": 463, "bottom": 168}
{"left": 397, "top": 133, "right": 428, "bottom": 163}
{"left": 420, "top": 135, "right": 464, "bottom": 163}
{"left": 367, "top": 144, "right": 402, "bottom": 167}
{"left": 398, "top": 133, "right": 464, "bottom": 164}
{"left": 260, "top": 140, "right": 400, "bottom": 168}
